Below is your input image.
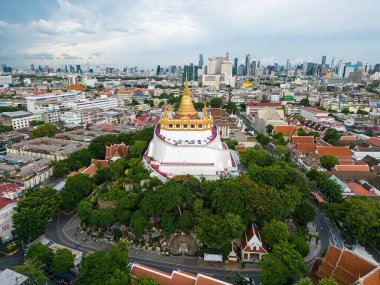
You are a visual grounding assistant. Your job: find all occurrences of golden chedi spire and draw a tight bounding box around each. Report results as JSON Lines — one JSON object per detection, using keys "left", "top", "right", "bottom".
{"left": 177, "top": 73, "right": 196, "bottom": 117}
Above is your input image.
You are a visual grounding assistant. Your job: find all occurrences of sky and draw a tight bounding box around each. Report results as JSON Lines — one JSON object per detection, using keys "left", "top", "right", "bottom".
{"left": 0, "top": 0, "right": 379, "bottom": 69}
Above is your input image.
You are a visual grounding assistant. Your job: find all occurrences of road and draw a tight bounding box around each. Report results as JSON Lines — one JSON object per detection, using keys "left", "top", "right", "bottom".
{"left": 46, "top": 213, "right": 262, "bottom": 283}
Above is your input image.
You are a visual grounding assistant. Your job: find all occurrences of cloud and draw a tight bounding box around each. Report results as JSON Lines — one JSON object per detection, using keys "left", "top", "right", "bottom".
{"left": 23, "top": 52, "right": 55, "bottom": 60}
{"left": 0, "top": 0, "right": 379, "bottom": 67}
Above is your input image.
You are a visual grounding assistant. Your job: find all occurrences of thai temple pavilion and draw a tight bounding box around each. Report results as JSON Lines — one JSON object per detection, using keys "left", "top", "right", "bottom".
{"left": 143, "top": 75, "right": 238, "bottom": 181}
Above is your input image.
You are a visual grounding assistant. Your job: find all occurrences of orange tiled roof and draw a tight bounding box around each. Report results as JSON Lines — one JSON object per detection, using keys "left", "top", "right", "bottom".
{"left": 297, "top": 143, "right": 317, "bottom": 154}
{"left": 105, "top": 144, "right": 128, "bottom": 160}
{"left": 340, "top": 136, "right": 357, "bottom": 141}
{"left": 273, "top": 125, "right": 297, "bottom": 137}
{"left": 365, "top": 137, "right": 380, "bottom": 148}
{"left": 292, "top": 136, "right": 314, "bottom": 144}
{"left": 333, "top": 165, "right": 370, "bottom": 172}
{"left": 68, "top": 84, "right": 85, "bottom": 92}
{"left": 346, "top": 182, "right": 374, "bottom": 196}
{"left": 130, "top": 263, "right": 231, "bottom": 285}
{"left": 314, "top": 245, "right": 377, "bottom": 285}
{"left": 362, "top": 267, "right": 380, "bottom": 285}
{"left": 317, "top": 146, "right": 353, "bottom": 164}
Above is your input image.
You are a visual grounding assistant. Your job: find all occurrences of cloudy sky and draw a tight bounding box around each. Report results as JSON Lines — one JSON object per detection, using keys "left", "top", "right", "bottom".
{"left": 0, "top": 0, "right": 379, "bottom": 69}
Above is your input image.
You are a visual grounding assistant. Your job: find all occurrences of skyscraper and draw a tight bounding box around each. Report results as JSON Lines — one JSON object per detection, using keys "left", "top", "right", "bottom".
{"left": 285, "top": 59, "right": 290, "bottom": 71}
{"left": 321, "top": 56, "right": 327, "bottom": 66}
{"left": 338, "top": 62, "right": 346, "bottom": 78}
{"left": 233, "top": 58, "right": 238, "bottom": 76}
{"left": 30, "top": 64, "right": 35, "bottom": 72}
{"left": 76, "top": 64, "right": 82, "bottom": 74}
{"left": 245, "top": 54, "right": 251, "bottom": 76}
{"left": 182, "top": 63, "right": 198, "bottom": 82}
{"left": 156, "top": 65, "right": 161, "bottom": 76}
{"left": 225, "top": 52, "right": 229, "bottom": 62}
{"left": 250, "top": 61, "right": 256, "bottom": 75}
{"left": 198, "top": 54, "right": 204, "bottom": 68}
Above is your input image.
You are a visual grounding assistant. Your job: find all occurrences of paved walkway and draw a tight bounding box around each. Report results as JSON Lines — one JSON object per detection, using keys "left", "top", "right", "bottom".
{"left": 63, "top": 214, "right": 260, "bottom": 272}
{"left": 304, "top": 222, "right": 321, "bottom": 264}
{"left": 324, "top": 217, "right": 343, "bottom": 248}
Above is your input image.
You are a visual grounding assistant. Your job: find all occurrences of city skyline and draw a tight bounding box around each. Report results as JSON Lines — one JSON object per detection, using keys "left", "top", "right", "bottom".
{"left": 0, "top": 0, "right": 379, "bottom": 69}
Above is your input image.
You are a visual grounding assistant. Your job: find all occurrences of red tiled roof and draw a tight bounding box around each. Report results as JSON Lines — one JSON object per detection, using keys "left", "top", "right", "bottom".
{"left": 0, "top": 183, "right": 22, "bottom": 195}
{"left": 302, "top": 106, "right": 328, "bottom": 114}
{"left": 317, "top": 146, "right": 353, "bottom": 164}
{"left": 235, "top": 146, "right": 246, "bottom": 153}
{"left": 130, "top": 263, "right": 231, "bottom": 285}
{"left": 314, "top": 245, "right": 377, "bottom": 285}
{"left": 241, "top": 225, "right": 267, "bottom": 254}
{"left": 292, "top": 136, "right": 314, "bottom": 144}
{"left": 366, "top": 137, "right": 380, "bottom": 148}
{"left": 91, "top": 159, "right": 108, "bottom": 168}
{"left": 362, "top": 267, "right": 380, "bottom": 285}
{"left": 246, "top": 102, "right": 281, "bottom": 107}
{"left": 105, "top": 144, "right": 128, "bottom": 160}
{"left": 340, "top": 136, "right": 357, "bottom": 141}
{"left": 0, "top": 198, "right": 17, "bottom": 209}
{"left": 346, "top": 182, "right": 374, "bottom": 196}
{"left": 273, "top": 125, "right": 297, "bottom": 137}
{"left": 333, "top": 165, "right": 369, "bottom": 172}
{"left": 296, "top": 143, "right": 317, "bottom": 154}
{"left": 68, "top": 84, "right": 85, "bottom": 92}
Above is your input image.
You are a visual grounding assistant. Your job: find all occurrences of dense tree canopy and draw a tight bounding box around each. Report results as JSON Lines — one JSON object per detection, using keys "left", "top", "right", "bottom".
{"left": 13, "top": 260, "right": 48, "bottom": 285}
{"left": 260, "top": 241, "right": 307, "bottom": 285}
{"left": 26, "top": 242, "right": 53, "bottom": 265}
{"left": 30, "top": 123, "right": 59, "bottom": 139}
{"left": 51, "top": 248, "right": 75, "bottom": 275}
{"left": 327, "top": 196, "right": 380, "bottom": 246}
{"left": 323, "top": 129, "right": 341, "bottom": 145}
{"left": 320, "top": 155, "right": 339, "bottom": 170}
{"left": 13, "top": 187, "right": 62, "bottom": 243}
{"left": 61, "top": 174, "right": 96, "bottom": 212}
{"left": 209, "top": 97, "right": 223, "bottom": 108}
{"left": 77, "top": 241, "right": 130, "bottom": 285}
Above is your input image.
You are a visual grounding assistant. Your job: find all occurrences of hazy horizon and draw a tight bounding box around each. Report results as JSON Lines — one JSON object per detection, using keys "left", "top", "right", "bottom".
{"left": 1, "top": 0, "right": 379, "bottom": 69}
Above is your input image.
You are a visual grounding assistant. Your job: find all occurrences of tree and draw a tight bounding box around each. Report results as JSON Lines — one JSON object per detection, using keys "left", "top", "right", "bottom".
{"left": 0, "top": 125, "right": 13, "bottom": 133}
{"left": 240, "top": 148, "right": 275, "bottom": 167}
{"left": 341, "top": 108, "right": 350, "bottom": 114}
{"left": 256, "top": 133, "right": 271, "bottom": 146}
{"left": 13, "top": 260, "right": 48, "bottom": 285}
{"left": 320, "top": 155, "right": 338, "bottom": 170}
{"left": 262, "top": 220, "right": 290, "bottom": 248}
{"left": 299, "top": 98, "right": 310, "bottom": 106}
{"left": 288, "top": 234, "right": 309, "bottom": 257}
{"left": 51, "top": 248, "right": 74, "bottom": 275}
{"left": 357, "top": 109, "right": 369, "bottom": 115}
{"left": 77, "top": 241, "right": 129, "bottom": 285}
{"left": 130, "top": 210, "right": 148, "bottom": 239}
{"left": 272, "top": 133, "right": 286, "bottom": 145}
{"left": 260, "top": 241, "right": 307, "bottom": 285}
{"left": 326, "top": 197, "right": 380, "bottom": 246}
{"left": 293, "top": 201, "right": 316, "bottom": 227}
{"left": 133, "top": 276, "right": 161, "bottom": 285}
{"left": 323, "top": 129, "right": 340, "bottom": 145}
{"left": 194, "top": 212, "right": 246, "bottom": 248}
{"left": 61, "top": 174, "right": 95, "bottom": 212}
{"left": 225, "top": 102, "right": 238, "bottom": 114}
{"left": 225, "top": 140, "right": 238, "bottom": 150}
{"left": 26, "top": 242, "right": 53, "bottom": 265}
{"left": 128, "top": 141, "right": 148, "bottom": 158}
{"left": 29, "top": 120, "right": 44, "bottom": 126}
{"left": 266, "top": 124, "right": 274, "bottom": 135}
{"left": 209, "top": 97, "right": 223, "bottom": 108}
{"left": 296, "top": 277, "right": 313, "bottom": 285}
{"left": 318, "top": 278, "right": 338, "bottom": 285}
{"left": 30, "top": 123, "right": 59, "bottom": 139}
{"left": 13, "top": 187, "right": 62, "bottom": 243}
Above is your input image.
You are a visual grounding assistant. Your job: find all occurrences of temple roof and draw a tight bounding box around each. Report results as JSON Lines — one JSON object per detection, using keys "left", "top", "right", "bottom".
{"left": 177, "top": 74, "right": 196, "bottom": 117}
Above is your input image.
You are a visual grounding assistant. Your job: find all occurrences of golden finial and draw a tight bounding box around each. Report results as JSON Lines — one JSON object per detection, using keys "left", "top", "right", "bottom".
{"left": 177, "top": 72, "right": 196, "bottom": 116}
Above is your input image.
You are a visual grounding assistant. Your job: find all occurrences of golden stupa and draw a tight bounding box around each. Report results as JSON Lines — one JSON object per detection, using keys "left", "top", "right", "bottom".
{"left": 158, "top": 74, "right": 213, "bottom": 131}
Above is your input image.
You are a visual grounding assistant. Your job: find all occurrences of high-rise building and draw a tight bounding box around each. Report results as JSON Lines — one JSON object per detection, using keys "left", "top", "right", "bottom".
{"left": 364, "top": 63, "right": 370, "bottom": 74}
{"left": 156, "top": 65, "right": 161, "bottom": 76}
{"left": 250, "top": 61, "right": 256, "bottom": 75}
{"left": 285, "top": 59, "right": 290, "bottom": 71}
{"left": 226, "top": 52, "right": 229, "bottom": 62}
{"left": 233, "top": 58, "right": 238, "bottom": 76}
{"left": 76, "top": 64, "right": 82, "bottom": 74}
{"left": 274, "top": 63, "right": 279, "bottom": 72}
{"left": 30, "top": 64, "right": 35, "bottom": 72}
{"left": 338, "top": 62, "right": 346, "bottom": 78}
{"left": 182, "top": 63, "right": 198, "bottom": 82}
{"left": 207, "top": 57, "right": 224, "bottom": 75}
{"left": 344, "top": 64, "right": 356, "bottom": 78}
{"left": 198, "top": 54, "right": 204, "bottom": 68}
{"left": 321, "top": 56, "right": 327, "bottom": 66}
{"left": 245, "top": 54, "right": 251, "bottom": 76}
{"left": 238, "top": 64, "right": 245, "bottom": 76}
{"left": 257, "top": 60, "right": 260, "bottom": 68}
{"left": 221, "top": 61, "right": 233, "bottom": 77}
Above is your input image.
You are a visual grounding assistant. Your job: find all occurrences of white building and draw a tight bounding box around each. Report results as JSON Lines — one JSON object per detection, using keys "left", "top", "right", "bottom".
{"left": 26, "top": 91, "right": 81, "bottom": 112}
{"left": 0, "top": 198, "right": 17, "bottom": 241}
{"left": 66, "top": 97, "right": 117, "bottom": 111}
{"left": 300, "top": 107, "right": 334, "bottom": 123}
{"left": 10, "top": 113, "right": 42, "bottom": 129}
